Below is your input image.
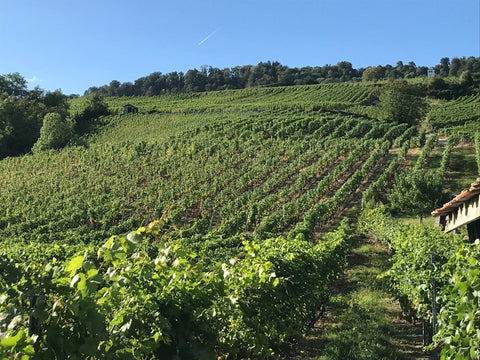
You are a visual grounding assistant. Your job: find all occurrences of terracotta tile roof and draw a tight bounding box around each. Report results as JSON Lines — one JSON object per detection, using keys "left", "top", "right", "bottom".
{"left": 431, "top": 177, "right": 480, "bottom": 216}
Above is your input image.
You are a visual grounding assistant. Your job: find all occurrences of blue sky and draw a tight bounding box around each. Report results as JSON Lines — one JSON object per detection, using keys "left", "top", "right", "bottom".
{"left": 1, "top": 0, "right": 478, "bottom": 95}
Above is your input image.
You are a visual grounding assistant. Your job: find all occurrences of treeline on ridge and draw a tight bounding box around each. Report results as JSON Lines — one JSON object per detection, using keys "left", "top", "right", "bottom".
{"left": 0, "top": 55, "right": 478, "bottom": 160}
{"left": 85, "top": 56, "right": 480, "bottom": 97}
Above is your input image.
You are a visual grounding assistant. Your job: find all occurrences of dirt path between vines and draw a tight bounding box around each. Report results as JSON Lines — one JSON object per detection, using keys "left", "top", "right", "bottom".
{"left": 286, "top": 237, "right": 437, "bottom": 360}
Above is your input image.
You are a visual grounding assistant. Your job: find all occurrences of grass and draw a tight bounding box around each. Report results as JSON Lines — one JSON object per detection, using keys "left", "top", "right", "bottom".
{"left": 316, "top": 241, "right": 402, "bottom": 360}
{"left": 288, "top": 237, "right": 433, "bottom": 360}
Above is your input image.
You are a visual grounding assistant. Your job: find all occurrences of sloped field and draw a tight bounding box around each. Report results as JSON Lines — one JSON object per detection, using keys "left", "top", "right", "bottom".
{"left": 0, "top": 81, "right": 477, "bottom": 358}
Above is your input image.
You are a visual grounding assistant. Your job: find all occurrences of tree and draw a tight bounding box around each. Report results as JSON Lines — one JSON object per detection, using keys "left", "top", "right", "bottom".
{"left": 74, "top": 94, "right": 110, "bottom": 135}
{"left": 460, "top": 70, "right": 473, "bottom": 87}
{"left": 79, "top": 57, "right": 480, "bottom": 97}
{"left": 109, "top": 80, "right": 121, "bottom": 96}
{"left": 362, "top": 66, "right": 384, "bottom": 82}
{"left": 415, "top": 66, "right": 428, "bottom": 77}
{"left": 395, "top": 61, "right": 405, "bottom": 74}
{"left": 184, "top": 69, "right": 207, "bottom": 92}
{"left": 32, "top": 112, "right": 73, "bottom": 152}
{"left": 388, "top": 170, "right": 444, "bottom": 223}
{"left": 0, "top": 72, "right": 28, "bottom": 97}
{"left": 43, "top": 90, "right": 69, "bottom": 119}
{"left": 439, "top": 57, "right": 450, "bottom": 77}
{"left": 337, "top": 61, "right": 354, "bottom": 81}
{"left": 0, "top": 94, "right": 44, "bottom": 157}
{"left": 407, "top": 61, "right": 417, "bottom": 75}
{"left": 0, "top": 75, "right": 76, "bottom": 158}
{"left": 118, "top": 82, "right": 134, "bottom": 97}
{"left": 426, "top": 76, "right": 451, "bottom": 99}
{"left": 379, "top": 79, "right": 426, "bottom": 125}
{"left": 449, "top": 57, "right": 461, "bottom": 76}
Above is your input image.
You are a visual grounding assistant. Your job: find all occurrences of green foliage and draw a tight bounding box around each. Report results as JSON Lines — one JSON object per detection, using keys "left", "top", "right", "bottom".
{"left": 443, "top": 145, "right": 479, "bottom": 195}
{"left": 460, "top": 70, "right": 474, "bottom": 87}
{"left": 427, "top": 76, "right": 449, "bottom": 99}
{"left": 42, "top": 90, "right": 70, "bottom": 119}
{"left": 358, "top": 206, "right": 480, "bottom": 359}
{"left": 428, "top": 94, "right": 480, "bottom": 133}
{"left": 436, "top": 242, "right": 480, "bottom": 359}
{"left": 379, "top": 79, "right": 427, "bottom": 125}
{"left": 32, "top": 112, "right": 74, "bottom": 152}
{"left": 427, "top": 74, "right": 478, "bottom": 100}
{"left": 317, "top": 242, "right": 402, "bottom": 360}
{"left": 85, "top": 57, "right": 480, "bottom": 97}
{"left": 0, "top": 78, "right": 478, "bottom": 358}
{"left": 361, "top": 66, "right": 384, "bottom": 82}
{"left": 413, "top": 133, "right": 438, "bottom": 170}
{"left": 77, "top": 82, "right": 377, "bottom": 115}
{"left": 362, "top": 129, "right": 414, "bottom": 206}
{"left": 359, "top": 207, "right": 452, "bottom": 321}
{"left": 475, "top": 132, "right": 480, "bottom": 175}
{"left": 73, "top": 94, "right": 110, "bottom": 134}
{"left": 0, "top": 72, "right": 28, "bottom": 97}
{"left": 0, "top": 220, "right": 350, "bottom": 358}
{"left": 0, "top": 94, "right": 44, "bottom": 157}
{"left": 0, "top": 84, "right": 396, "bottom": 249}
{"left": 0, "top": 74, "right": 73, "bottom": 158}
{"left": 438, "top": 134, "right": 460, "bottom": 175}
{"left": 388, "top": 169, "right": 444, "bottom": 222}
{"left": 288, "top": 140, "right": 391, "bottom": 240}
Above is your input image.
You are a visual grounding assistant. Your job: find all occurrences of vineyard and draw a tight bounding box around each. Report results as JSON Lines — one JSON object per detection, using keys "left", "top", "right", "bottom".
{"left": 1, "top": 79, "right": 480, "bottom": 359}
{"left": 428, "top": 94, "right": 480, "bottom": 135}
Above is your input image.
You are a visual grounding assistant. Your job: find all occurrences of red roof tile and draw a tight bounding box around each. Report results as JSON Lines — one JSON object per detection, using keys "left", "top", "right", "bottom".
{"left": 432, "top": 178, "right": 480, "bottom": 216}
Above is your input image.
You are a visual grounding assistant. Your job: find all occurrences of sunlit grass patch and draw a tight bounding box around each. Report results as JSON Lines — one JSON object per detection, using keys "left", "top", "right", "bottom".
{"left": 316, "top": 243, "right": 403, "bottom": 360}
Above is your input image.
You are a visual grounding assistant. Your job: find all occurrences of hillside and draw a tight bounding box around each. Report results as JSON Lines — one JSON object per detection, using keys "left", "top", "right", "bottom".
{"left": 1, "top": 80, "right": 480, "bottom": 358}
{"left": 1, "top": 83, "right": 385, "bottom": 249}
{"left": 2, "top": 81, "right": 477, "bottom": 249}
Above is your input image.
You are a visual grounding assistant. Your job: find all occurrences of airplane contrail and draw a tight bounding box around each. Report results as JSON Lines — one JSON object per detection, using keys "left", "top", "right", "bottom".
{"left": 198, "top": 28, "right": 221, "bottom": 46}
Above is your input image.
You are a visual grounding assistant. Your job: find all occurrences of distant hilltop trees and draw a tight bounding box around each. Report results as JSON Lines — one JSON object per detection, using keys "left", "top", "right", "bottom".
{"left": 85, "top": 57, "right": 480, "bottom": 97}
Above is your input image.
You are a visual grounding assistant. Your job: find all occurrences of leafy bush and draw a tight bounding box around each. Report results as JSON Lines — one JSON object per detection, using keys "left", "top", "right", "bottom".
{"left": 32, "top": 112, "right": 73, "bottom": 152}
{"left": 0, "top": 220, "right": 350, "bottom": 359}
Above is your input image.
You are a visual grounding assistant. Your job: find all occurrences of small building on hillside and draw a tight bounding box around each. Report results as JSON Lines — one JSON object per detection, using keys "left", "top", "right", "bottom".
{"left": 432, "top": 178, "right": 480, "bottom": 242}
{"left": 123, "top": 104, "right": 139, "bottom": 114}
